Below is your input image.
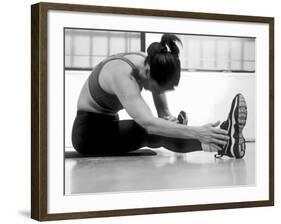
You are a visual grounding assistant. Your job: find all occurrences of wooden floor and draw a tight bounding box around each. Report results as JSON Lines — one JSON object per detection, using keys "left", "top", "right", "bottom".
{"left": 65, "top": 143, "right": 255, "bottom": 195}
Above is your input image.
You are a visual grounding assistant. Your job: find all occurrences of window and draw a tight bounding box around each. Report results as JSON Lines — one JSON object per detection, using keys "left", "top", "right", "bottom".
{"left": 65, "top": 30, "right": 256, "bottom": 73}
{"left": 65, "top": 29, "right": 142, "bottom": 70}
{"left": 178, "top": 35, "right": 255, "bottom": 72}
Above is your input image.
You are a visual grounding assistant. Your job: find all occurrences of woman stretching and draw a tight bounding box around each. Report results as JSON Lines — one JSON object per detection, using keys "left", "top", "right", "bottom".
{"left": 72, "top": 34, "right": 247, "bottom": 159}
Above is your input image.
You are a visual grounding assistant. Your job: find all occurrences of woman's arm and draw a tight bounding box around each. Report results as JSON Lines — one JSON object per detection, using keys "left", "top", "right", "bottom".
{"left": 110, "top": 63, "right": 229, "bottom": 144}
{"left": 152, "top": 92, "right": 176, "bottom": 121}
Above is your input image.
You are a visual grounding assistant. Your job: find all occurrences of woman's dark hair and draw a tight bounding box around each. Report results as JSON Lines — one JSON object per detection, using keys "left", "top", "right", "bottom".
{"left": 145, "top": 34, "right": 182, "bottom": 88}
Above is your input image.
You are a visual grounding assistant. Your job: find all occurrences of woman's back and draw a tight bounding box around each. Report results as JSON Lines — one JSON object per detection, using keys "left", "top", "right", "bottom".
{"left": 77, "top": 52, "right": 146, "bottom": 115}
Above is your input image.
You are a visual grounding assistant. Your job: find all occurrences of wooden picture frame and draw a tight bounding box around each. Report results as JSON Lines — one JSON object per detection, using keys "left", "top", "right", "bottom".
{"left": 31, "top": 2, "right": 274, "bottom": 221}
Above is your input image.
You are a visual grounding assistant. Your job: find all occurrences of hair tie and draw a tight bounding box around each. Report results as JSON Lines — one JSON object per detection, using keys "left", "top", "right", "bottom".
{"left": 160, "top": 43, "right": 171, "bottom": 53}
{"left": 165, "top": 44, "right": 171, "bottom": 53}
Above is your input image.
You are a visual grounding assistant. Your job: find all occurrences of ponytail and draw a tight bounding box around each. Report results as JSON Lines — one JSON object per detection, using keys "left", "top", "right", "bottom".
{"left": 146, "top": 34, "right": 182, "bottom": 58}
{"left": 160, "top": 34, "right": 182, "bottom": 56}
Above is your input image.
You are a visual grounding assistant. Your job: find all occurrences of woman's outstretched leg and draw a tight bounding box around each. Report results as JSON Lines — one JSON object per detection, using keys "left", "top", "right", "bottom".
{"left": 143, "top": 133, "right": 203, "bottom": 153}
{"left": 141, "top": 110, "right": 202, "bottom": 153}
{"left": 116, "top": 118, "right": 203, "bottom": 154}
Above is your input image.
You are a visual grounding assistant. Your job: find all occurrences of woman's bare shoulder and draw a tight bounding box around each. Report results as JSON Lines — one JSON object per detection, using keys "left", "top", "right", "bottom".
{"left": 136, "top": 51, "right": 147, "bottom": 57}
{"left": 111, "top": 62, "right": 141, "bottom": 91}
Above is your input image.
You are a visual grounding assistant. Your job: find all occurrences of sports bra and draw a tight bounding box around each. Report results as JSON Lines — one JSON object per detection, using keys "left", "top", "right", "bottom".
{"left": 88, "top": 52, "right": 146, "bottom": 114}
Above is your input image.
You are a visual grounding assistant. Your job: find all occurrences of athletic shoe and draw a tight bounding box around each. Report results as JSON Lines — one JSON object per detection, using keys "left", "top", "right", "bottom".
{"left": 177, "top": 110, "right": 188, "bottom": 125}
{"left": 215, "top": 93, "right": 247, "bottom": 159}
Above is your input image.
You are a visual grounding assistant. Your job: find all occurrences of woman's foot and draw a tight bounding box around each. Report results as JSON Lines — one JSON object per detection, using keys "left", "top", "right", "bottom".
{"left": 215, "top": 93, "right": 248, "bottom": 159}
{"left": 177, "top": 110, "right": 188, "bottom": 125}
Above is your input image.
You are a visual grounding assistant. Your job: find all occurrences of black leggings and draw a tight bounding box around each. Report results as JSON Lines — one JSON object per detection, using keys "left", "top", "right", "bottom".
{"left": 71, "top": 111, "right": 202, "bottom": 155}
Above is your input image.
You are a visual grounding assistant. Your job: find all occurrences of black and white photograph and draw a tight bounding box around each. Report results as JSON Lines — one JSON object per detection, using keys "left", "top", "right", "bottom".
{"left": 64, "top": 28, "right": 255, "bottom": 195}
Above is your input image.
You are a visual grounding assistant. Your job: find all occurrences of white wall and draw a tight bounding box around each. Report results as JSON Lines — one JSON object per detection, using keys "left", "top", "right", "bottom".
{"left": 65, "top": 71, "right": 255, "bottom": 148}
{"left": 1, "top": 0, "right": 280, "bottom": 224}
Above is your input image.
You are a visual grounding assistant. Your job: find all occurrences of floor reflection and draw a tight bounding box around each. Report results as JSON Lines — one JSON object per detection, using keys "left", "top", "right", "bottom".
{"left": 65, "top": 143, "right": 255, "bottom": 195}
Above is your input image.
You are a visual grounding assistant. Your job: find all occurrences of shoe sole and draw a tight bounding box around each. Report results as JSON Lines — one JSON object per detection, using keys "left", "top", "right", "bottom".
{"left": 228, "top": 94, "right": 247, "bottom": 158}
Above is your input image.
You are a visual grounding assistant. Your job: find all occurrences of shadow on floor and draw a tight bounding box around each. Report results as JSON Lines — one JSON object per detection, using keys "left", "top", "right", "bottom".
{"left": 18, "top": 210, "right": 30, "bottom": 218}
{"left": 64, "top": 148, "right": 157, "bottom": 158}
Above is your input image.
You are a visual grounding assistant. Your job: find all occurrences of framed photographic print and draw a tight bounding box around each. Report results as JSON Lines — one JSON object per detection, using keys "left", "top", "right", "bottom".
{"left": 31, "top": 2, "right": 274, "bottom": 221}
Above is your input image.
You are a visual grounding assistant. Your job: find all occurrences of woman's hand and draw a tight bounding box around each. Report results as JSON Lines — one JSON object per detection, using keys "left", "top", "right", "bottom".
{"left": 195, "top": 121, "right": 229, "bottom": 145}
{"left": 162, "top": 114, "right": 178, "bottom": 123}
